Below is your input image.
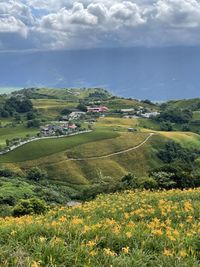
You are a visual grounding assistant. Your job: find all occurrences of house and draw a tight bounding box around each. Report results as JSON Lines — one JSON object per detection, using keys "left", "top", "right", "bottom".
{"left": 69, "top": 111, "right": 86, "bottom": 119}
{"left": 68, "top": 124, "right": 77, "bottom": 130}
{"left": 40, "top": 123, "right": 77, "bottom": 136}
{"left": 87, "top": 106, "right": 108, "bottom": 113}
{"left": 141, "top": 112, "right": 160, "bottom": 118}
{"left": 121, "top": 108, "right": 135, "bottom": 113}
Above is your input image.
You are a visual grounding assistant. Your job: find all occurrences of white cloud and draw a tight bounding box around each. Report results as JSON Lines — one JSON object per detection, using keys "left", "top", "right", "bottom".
{"left": 0, "top": 16, "right": 28, "bottom": 37}
{"left": 1, "top": 0, "right": 200, "bottom": 50}
{"left": 155, "top": 0, "right": 200, "bottom": 28}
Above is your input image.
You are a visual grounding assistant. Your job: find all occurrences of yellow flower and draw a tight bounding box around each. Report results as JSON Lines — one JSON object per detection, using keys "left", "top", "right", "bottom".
{"left": 179, "top": 250, "right": 187, "bottom": 258}
{"left": 122, "top": 247, "right": 129, "bottom": 254}
{"left": 163, "top": 248, "right": 173, "bottom": 257}
{"left": 152, "top": 229, "right": 163, "bottom": 236}
{"left": 71, "top": 217, "right": 83, "bottom": 225}
{"left": 126, "top": 231, "right": 132, "bottom": 238}
{"left": 186, "top": 216, "right": 193, "bottom": 223}
{"left": 86, "top": 240, "right": 96, "bottom": 247}
{"left": 31, "top": 261, "right": 40, "bottom": 267}
{"left": 59, "top": 216, "right": 66, "bottom": 222}
{"left": 124, "top": 213, "right": 129, "bottom": 219}
{"left": 89, "top": 250, "right": 97, "bottom": 256}
{"left": 166, "top": 234, "right": 176, "bottom": 241}
{"left": 104, "top": 248, "right": 117, "bottom": 257}
{"left": 10, "top": 230, "right": 17, "bottom": 236}
{"left": 39, "top": 236, "right": 46, "bottom": 243}
{"left": 173, "top": 229, "right": 179, "bottom": 237}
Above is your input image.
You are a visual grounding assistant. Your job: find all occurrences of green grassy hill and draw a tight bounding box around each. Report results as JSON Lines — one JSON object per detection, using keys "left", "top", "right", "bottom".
{"left": 166, "top": 98, "right": 200, "bottom": 110}
{"left": 1, "top": 117, "right": 200, "bottom": 187}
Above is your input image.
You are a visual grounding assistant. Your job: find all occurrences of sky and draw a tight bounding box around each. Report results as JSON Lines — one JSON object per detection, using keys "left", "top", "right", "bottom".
{"left": 1, "top": 0, "right": 200, "bottom": 51}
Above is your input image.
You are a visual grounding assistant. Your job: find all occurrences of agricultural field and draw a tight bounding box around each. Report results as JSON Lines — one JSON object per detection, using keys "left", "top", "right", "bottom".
{"left": 0, "top": 188, "right": 199, "bottom": 266}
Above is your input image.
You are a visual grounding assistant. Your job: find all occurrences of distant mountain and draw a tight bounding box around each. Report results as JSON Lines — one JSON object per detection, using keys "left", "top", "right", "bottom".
{"left": 0, "top": 47, "right": 200, "bottom": 100}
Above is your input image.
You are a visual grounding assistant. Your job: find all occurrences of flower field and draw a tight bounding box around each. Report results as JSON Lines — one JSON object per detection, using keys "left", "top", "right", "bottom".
{"left": 0, "top": 189, "right": 200, "bottom": 267}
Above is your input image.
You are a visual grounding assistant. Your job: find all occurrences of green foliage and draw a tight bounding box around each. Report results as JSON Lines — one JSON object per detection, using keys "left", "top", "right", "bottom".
{"left": 121, "top": 173, "right": 157, "bottom": 190}
{"left": 0, "top": 168, "right": 14, "bottom": 177}
{"left": 27, "top": 119, "right": 41, "bottom": 128}
{"left": 60, "top": 108, "right": 71, "bottom": 115}
{"left": 3, "top": 97, "right": 33, "bottom": 116}
{"left": 13, "top": 198, "right": 48, "bottom": 216}
{"left": 156, "top": 108, "right": 193, "bottom": 124}
{"left": 27, "top": 111, "right": 37, "bottom": 120}
{"left": 27, "top": 167, "right": 47, "bottom": 182}
{"left": 77, "top": 103, "right": 87, "bottom": 112}
{"left": 151, "top": 171, "right": 176, "bottom": 189}
{"left": 157, "top": 140, "right": 198, "bottom": 164}
{"left": 160, "top": 121, "right": 173, "bottom": 131}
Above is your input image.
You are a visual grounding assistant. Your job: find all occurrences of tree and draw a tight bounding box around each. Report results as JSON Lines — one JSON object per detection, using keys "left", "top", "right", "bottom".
{"left": 77, "top": 103, "right": 87, "bottom": 112}
{"left": 27, "top": 119, "right": 40, "bottom": 128}
{"left": 27, "top": 167, "right": 47, "bottom": 182}
{"left": 61, "top": 108, "right": 71, "bottom": 116}
{"left": 160, "top": 121, "right": 173, "bottom": 131}
{"left": 27, "top": 111, "right": 36, "bottom": 120}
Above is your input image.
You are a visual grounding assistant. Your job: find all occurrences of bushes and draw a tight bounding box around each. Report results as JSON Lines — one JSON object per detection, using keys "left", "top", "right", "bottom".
{"left": 0, "top": 168, "right": 14, "bottom": 178}
{"left": 26, "top": 167, "right": 47, "bottom": 182}
{"left": 13, "top": 198, "right": 48, "bottom": 216}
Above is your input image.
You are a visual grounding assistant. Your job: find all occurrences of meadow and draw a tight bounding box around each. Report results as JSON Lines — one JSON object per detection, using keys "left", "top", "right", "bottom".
{"left": 0, "top": 125, "right": 38, "bottom": 147}
{"left": 1, "top": 115, "right": 200, "bottom": 186}
{"left": 0, "top": 130, "right": 119, "bottom": 163}
{"left": 0, "top": 188, "right": 199, "bottom": 266}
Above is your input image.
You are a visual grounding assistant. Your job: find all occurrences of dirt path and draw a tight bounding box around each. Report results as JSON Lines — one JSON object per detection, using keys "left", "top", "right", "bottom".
{"left": 66, "top": 133, "right": 155, "bottom": 162}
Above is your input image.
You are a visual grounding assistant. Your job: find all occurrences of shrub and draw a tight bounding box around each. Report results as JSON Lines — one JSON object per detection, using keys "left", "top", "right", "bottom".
{"left": 26, "top": 167, "right": 47, "bottom": 182}
{"left": 0, "top": 168, "right": 14, "bottom": 178}
{"left": 13, "top": 198, "right": 48, "bottom": 216}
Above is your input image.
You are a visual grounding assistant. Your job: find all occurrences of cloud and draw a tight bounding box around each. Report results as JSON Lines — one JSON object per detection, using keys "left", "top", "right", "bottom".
{"left": 155, "top": 0, "right": 200, "bottom": 28}
{"left": 1, "top": 0, "right": 200, "bottom": 51}
{"left": 0, "top": 16, "right": 28, "bottom": 38}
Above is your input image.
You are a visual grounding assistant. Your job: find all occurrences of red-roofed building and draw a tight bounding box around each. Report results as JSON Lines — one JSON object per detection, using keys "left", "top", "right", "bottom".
{"left": 68, "top": 124, "right": 77, "bottom": 130}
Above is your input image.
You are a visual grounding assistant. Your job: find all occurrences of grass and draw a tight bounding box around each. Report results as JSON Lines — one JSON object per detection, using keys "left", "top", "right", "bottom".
{"left": 158, "top": 131, "right": 200, "bottom": 149}
{"left": 0, "top": 130, "right": 119, "bottom": 163}
{"left": 0, "top": 125, "right": 38, "bottom": 146}
{"left": 167, "top": 98, "right": 200, "bottom": 109}
{"left": 0, "top": 188, "right": 199, "bottom": 266}
{"left": 1, "top": 116, "right": 199, "bottom": 185}
{"left": 193, "top": 111, "right": 200, "bottom": 120}
{"left": 15, "top": 133, "right": 160, "bottom": 185}
{"left": 0, "top": 178, "right": 35, "bottom": 200}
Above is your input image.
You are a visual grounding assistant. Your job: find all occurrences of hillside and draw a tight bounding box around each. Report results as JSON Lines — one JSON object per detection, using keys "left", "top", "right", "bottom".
{"left": 0, "top": 88, "right": 200, "bottom": 204}
{"left": 0, "top": 188, "right": 199, "bottom": 266}
{"left": 1, "top": 117, "right": 200, "bottom": 188}
{"left": 166, "top": 98, "right": 200, "bottom": 110}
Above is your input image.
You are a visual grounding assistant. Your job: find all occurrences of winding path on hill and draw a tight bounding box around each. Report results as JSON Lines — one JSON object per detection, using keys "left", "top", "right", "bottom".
{"left": 66, "top": 132, "right": 155, "bottom": 162}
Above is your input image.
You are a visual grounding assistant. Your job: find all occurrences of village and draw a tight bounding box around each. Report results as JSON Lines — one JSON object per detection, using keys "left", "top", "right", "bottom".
{"left": 0, "top": 103, "right": 160, "bottom": 155}
{"left": 39, "top": 105, "right": 159, "bottom": 137}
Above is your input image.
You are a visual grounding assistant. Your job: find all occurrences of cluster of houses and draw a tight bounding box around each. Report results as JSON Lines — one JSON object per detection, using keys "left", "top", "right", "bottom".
{"left": 40, "top": 123, "right": 77, "bottom": 136}
{"left": 120, "top": 108, "right": 160, "bottom": 119}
